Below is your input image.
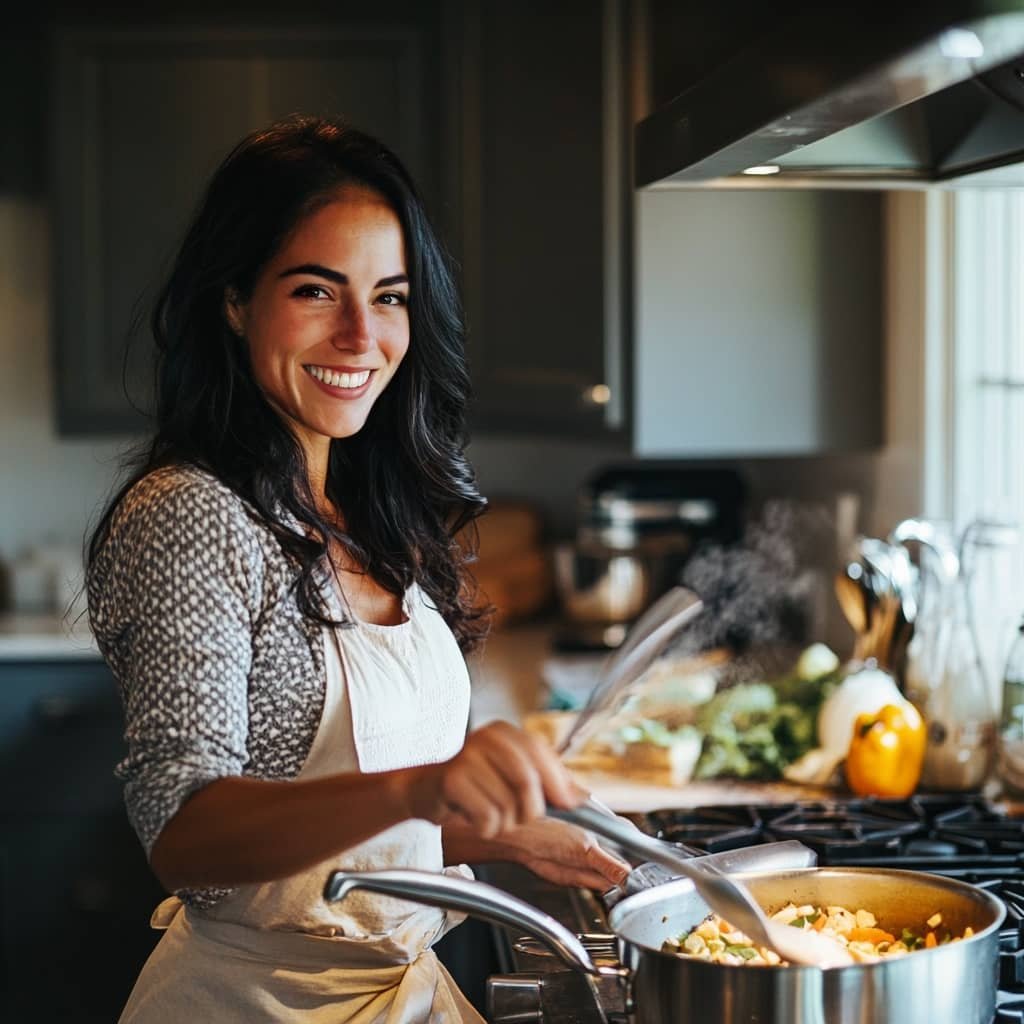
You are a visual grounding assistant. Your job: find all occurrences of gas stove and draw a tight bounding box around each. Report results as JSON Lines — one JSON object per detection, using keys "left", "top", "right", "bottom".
{"left": 485, "top": 794, "right": 1024, "bottom": 1023}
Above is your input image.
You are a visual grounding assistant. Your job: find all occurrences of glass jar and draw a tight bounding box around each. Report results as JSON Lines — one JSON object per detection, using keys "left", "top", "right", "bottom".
{"left": 904, "top": 573, "right": 997, "bottom": 791}
{"left": 997, "top": 619, "right": 1024, "bottom": 796}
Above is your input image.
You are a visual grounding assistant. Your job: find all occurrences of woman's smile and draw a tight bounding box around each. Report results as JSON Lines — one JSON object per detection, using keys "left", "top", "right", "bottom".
{"left": 303, "top": 364, "right": 374, "bottom": 393}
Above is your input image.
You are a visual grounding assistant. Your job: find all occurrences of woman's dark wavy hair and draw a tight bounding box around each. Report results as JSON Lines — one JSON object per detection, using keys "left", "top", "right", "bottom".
{"left": 88, "top": 114, "right": 490, "bottom": 650}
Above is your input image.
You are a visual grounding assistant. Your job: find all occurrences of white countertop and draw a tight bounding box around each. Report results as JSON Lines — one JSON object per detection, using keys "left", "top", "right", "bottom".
{"left": 0, "top": 613, "right": 101, "bottom": 660}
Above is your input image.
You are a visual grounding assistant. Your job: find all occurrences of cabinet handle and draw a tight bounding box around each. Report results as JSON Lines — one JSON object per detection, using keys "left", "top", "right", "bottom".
{"left": 582, "top": 384, "right": 612, "bottom": 405}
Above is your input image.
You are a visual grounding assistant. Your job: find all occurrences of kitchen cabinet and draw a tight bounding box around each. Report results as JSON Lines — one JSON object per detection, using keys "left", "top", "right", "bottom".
{"left": 46, "top": 3, "right": 883, "bottom": 454}
{"left": 50, "top": 1, "right": 632, "bottom": 439}
{"left": 457, "top": 2, "right": 883, "bottom": 452}
{"left": 0, "top": 659, "right": 164, "bottom": 1021}
{"left": 51, "top": 15, "right": 441, "bottom": 434}
{"left": 454, "top": 0, "right": 633, "bottom": 439}
{"left": 634, "top": 188, "right": 883, "bottom": 456}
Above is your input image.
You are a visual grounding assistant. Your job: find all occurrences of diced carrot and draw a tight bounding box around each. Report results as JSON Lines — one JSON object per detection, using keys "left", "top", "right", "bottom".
{"left": 847, "top": 927, "right": 896, "bottom": 944}
{"left": 812, "top": 914, "right": 827, "bottom": 931}
{"left": 925, "top": 932, "right": 937, "bottom": 948}
{"left": 718, "top": 920, "right": 734, "bottom": 935}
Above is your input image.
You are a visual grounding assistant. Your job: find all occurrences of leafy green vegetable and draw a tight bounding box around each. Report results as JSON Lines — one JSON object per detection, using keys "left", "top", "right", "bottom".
{"left": 619, "top": 719, "right": 700, "bottom": 748}
{"left": 692, "top": 662, "right": 839, "bottom": 781}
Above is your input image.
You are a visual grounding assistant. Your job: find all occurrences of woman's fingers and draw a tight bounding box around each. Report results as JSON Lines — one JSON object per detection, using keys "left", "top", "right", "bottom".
{"left": 469, "top": 723, "right": 547, "bottom": 822}
{"left": 506, "top": 818, "right": 632, "bottom": 889}
{"left": 584, "top": 842, "right": 631, "bottom": 886}
{"left": 436, "top": 721, "right": 583, "bottom": 835}
{"left": 440, "top": 744, "right": 519, "bottom": 837}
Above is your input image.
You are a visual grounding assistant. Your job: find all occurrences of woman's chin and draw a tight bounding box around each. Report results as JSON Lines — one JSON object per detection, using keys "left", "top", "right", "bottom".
{"left": 322, "top": 414, "right": 372, "bottom": 441}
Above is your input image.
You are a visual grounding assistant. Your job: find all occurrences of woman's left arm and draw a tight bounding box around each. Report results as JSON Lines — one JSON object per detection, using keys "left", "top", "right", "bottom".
{"left": 443, "top": 817, "right": 630, "bottom": 890}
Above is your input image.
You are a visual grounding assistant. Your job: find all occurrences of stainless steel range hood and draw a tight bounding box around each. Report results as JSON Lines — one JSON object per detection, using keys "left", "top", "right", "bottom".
{"left": 635, "top": 3, "right": 1024, "bottom": 188}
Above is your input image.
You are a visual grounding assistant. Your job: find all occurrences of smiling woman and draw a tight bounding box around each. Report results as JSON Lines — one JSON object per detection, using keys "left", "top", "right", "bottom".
{"left": 84, "top": 116, "right": 628, "bottom": 1023}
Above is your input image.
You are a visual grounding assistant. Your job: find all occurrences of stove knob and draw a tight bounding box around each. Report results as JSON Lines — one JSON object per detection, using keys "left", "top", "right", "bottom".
{"left": 486, "top": 973, "right": 543, "bottom": 1023}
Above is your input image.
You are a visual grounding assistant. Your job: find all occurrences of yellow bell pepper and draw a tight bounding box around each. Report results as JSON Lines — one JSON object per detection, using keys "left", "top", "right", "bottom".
{"left": 844, "top": 702, "right": 926, "bottom": 799}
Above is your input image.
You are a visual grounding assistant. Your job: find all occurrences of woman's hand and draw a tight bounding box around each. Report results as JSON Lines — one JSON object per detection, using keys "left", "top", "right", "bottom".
{"left": 406, "top": 720, "right": 582, "bottom": 837}
{"left": 500, "top": 817, "right": 631, "bottom": 890}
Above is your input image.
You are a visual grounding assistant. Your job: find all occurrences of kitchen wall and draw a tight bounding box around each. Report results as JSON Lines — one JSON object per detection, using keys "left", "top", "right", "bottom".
{"left": 0, "top": 177, "right": 927, "bottom": 625}
{"left": 0, "top": 198, "right": 131, "bottom": 578}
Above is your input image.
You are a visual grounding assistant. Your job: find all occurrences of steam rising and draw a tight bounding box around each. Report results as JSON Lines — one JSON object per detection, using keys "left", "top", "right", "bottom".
{"left": 673, "top": 500, "right": 828, "bottom": 659}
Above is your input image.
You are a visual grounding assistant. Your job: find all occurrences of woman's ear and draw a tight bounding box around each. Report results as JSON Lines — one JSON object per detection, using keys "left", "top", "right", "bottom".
{"left": 223, "top": 287, "right": 247, "bottom": 337}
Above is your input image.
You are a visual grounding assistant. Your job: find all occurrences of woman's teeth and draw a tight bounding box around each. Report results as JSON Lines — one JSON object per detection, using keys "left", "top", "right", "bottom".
{"left": 305, "top": 366, "right": 371, "bottom": 389}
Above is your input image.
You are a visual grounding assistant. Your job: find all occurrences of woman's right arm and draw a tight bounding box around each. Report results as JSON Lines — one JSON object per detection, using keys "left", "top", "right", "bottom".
{"left": 150, "top": 719, "right": 581, "bottom": 891}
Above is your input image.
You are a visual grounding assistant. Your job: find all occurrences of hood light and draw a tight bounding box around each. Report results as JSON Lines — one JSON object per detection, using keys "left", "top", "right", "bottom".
{"left": 742, "top": 164, "right": 781, "bottom": 175}
{"left": 938, "top": 28, "right": 984, "bottom": 60}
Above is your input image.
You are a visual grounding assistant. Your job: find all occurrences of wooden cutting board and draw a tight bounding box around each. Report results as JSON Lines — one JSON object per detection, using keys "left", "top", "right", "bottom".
{"left": 570, "top": 768, "right": 838, "bottom": 814}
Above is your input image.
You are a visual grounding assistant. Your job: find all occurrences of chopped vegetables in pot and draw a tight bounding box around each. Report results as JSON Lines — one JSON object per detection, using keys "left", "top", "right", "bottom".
{"left": 661, "top": 903, "right": 976, "bottom": 966}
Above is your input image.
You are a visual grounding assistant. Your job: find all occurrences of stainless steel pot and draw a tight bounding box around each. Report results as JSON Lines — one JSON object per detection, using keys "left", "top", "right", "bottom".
{"left": 324, "top": 865, "right": 1005, "bottom": 1024}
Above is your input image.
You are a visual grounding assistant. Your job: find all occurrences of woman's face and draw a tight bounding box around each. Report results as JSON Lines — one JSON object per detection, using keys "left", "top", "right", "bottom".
{"left": 226, "top": 185, "right": 410, "bottom": 460}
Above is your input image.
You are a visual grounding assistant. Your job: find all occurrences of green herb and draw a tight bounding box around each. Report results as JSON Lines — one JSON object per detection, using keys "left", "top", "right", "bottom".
{"left": 789, "top": 911, "right": 820, "bottom": 928}
{"left": 725, "top": 945, "right": 758, "bottom": 959}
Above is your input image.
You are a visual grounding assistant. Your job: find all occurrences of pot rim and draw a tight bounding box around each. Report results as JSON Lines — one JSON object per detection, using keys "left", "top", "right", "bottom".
{"left": 610, "top": 865, "right": 1007, "bottom": 971}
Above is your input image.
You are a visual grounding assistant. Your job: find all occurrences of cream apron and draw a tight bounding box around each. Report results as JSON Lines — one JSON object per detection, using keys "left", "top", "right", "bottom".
{"left": 118, "top": 583, "right": 484, "bottom": 1023}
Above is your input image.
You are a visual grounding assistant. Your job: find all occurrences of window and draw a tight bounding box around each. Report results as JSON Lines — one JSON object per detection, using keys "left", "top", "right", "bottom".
{"left": 949, "top": 190, "right": 1024, "bottom": 692}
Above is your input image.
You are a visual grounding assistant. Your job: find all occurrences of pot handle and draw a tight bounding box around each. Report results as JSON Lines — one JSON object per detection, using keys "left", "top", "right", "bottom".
{"left": 324, "top": 868, "right": 625, "bottom": 978}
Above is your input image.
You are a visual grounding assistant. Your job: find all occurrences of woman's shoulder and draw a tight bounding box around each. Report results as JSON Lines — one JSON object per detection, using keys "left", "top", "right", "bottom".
{"left": 123, "top": 462, "right": 244, "bottom": 510}
{"left": 99, "top": 463, "right": 269, "bottom": 569}
{"left": 115, "top": 464, "right": 255, "bottom": 531}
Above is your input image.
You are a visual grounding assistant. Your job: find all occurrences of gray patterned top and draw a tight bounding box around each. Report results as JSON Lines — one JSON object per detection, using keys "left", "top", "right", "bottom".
{"left": 87, "top": 464, "right": 329, "bottom": 908}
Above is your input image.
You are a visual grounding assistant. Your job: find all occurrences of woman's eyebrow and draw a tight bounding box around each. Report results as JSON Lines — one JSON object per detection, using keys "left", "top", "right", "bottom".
{"left": 278, "top": 264, "right": 408, "bottom": 288}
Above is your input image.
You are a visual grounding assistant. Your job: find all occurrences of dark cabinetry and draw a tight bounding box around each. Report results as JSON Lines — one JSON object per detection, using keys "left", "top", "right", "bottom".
{"left": 50, "top": 2, "right": 632, "bottom": 441}
{"left": 456, "top": 0, "right": 632, "bottom": 438}
{"left": 47, "top": 3, "right": 882, "bottom": 453}
{"left": 0, "top": 660, "right": 163, "bottom": 1022}
{"left": 52, "top": 17, "right": 439, "bottom": 434}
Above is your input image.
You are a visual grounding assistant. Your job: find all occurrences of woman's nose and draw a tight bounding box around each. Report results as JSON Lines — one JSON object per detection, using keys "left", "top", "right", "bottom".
{"left": 331, "top": 304, "right": 373, "bottom": 352}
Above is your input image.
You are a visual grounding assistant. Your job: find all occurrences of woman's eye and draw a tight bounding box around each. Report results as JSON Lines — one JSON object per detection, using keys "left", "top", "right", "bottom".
{"left": 377, "top": 291, "right": 408, "bottom": 307}
{"left": 293, "top": 284, "right": 331, "bottom": 300}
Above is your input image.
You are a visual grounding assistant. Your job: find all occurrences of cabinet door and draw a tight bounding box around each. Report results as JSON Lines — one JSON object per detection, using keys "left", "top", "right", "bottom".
{"left": 0, "top": 814, "right": 165, "bottom": 1022}
{"left": 0, "top": 661, "right": 164, "bottom": 1020}
{"left": 52, "top": 24, "right": 430, "bottom": 435}
{"left": 457, "top": 0, "right": 632, "bottom": 438}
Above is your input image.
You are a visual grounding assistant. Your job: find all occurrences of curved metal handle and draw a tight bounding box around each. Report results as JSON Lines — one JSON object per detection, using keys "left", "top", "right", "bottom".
{"left": 324, "top": 868, "right": 621, "bottom": 978}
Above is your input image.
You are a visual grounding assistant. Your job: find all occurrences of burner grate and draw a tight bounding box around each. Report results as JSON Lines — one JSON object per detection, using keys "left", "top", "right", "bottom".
{"left": 633, "top": 794, "right": 1024, "bottom": 1014}
{"left": 998, "top": 998, "right": 1024, "bottom": 1023}
{"left": 764, "top": 801, "right": 920, "bottom": 859}
{"left": 646, "top": 804, "right": 765, "bottom": 852}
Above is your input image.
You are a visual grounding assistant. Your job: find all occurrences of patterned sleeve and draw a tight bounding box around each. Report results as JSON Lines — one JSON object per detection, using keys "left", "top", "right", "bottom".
{"left": 87, "top": 469, "right": 263, "bottom": 859}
